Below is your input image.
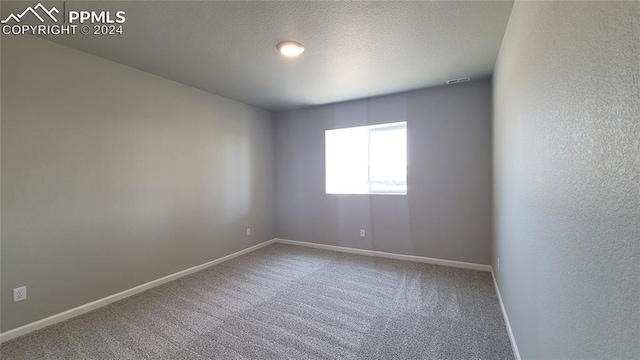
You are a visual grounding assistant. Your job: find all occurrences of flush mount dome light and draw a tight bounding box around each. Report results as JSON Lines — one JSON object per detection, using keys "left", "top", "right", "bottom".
{"left": 277, "top": 41, "right": 304, "bottom": 57}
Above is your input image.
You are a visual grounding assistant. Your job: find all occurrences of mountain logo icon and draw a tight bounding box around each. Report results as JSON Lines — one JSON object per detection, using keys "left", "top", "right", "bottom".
{"left": 1, "top": 3, "right": 59, "bottom": 24}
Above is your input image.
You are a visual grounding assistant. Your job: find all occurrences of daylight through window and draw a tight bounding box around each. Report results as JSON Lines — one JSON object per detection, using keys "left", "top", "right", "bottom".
{"left": 325, "top": 122, "right": 407, "bottom": 194}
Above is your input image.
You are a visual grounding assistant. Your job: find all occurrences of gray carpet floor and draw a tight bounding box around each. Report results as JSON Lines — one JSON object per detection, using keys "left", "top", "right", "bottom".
{"left": 0, "top": 243, "right": 514, "bottom": 359}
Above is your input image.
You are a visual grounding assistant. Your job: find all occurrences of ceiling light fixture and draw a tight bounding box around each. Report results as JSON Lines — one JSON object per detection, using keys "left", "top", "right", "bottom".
{"left": 277, "top": 41, "right": 304, "bottom": 57}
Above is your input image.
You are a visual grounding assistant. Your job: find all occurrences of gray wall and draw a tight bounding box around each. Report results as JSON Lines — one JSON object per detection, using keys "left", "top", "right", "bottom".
{"left": 493, "top": 2, "right": 639, "bottom": 359}
{"left": 1, "top": 35, "right": 275, "bottom": 332}
{"left": 275, "top": 81, "right": 493, "bottom": 264}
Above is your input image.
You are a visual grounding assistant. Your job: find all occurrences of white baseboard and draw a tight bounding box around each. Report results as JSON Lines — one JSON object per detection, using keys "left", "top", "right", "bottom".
{"left": 1, "top": 238, "right": 500, "bottom": 346}
{"left": 0, "top": 238, "right": 277, "bottom": 344}
{"left": 491, "top": 270, "right": 522, "bottom": 360}
{"left": 275, "top": 239, "right": 517, "bottom": 356}
{"left": 273, "top": 238, "right": 492, "bottom": 272}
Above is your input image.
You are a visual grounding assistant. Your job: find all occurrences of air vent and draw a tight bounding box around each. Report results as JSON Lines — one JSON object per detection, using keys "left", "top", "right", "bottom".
{"left": 446, "top": 77, "right": 471, "bottom": 85}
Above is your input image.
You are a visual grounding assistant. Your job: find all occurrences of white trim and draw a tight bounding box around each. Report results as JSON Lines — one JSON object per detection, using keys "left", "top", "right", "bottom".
{"left": 0, "top": 239, "right": 277, "bottom": 344}
{"left": 491, "top": 269, "right": 522, "bottom": 360}
{"left": 273, "top": 238, "right": 492, "bottom": 272}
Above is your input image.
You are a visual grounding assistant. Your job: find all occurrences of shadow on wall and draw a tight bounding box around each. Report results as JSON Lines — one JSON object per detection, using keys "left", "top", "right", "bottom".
{"left": 325, "top": 97, "right": 414, "bottom": 254}
{"left": 275, "top": 81, "right": 493, "bottom": 264}
{"left": 222, "top": 119, "right": 253, "bottom": 222}
{"left": 0, "top": 34, "right": 275, "bottom": 332}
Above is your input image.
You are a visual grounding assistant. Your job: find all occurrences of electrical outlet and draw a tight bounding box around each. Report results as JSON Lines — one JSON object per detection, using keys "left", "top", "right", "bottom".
{"left": 13, "top": 286, "right": 27, "bottom": 302}
{"left": 246, "top": 228, "right": 251, "bottom": 236}
{"left": 360, "top": 229, "right": 365, "bottom": 237}
{"left": 497, "top": 257, "right": 500, "bottom": 270}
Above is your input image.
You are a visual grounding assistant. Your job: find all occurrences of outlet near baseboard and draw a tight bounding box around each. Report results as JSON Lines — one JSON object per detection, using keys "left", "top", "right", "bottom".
{"left": 13, "top": 286, "right": 27, "bottom": 302}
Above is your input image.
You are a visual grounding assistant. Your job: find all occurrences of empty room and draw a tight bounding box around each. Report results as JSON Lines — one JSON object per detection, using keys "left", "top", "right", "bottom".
{"left": 1, "top": 1, "right": 638, "bottom": 359}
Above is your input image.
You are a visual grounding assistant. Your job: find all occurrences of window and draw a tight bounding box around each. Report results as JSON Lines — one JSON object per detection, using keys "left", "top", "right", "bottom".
{"left": 325, "top": 122, "right": 407, "bottom": 194}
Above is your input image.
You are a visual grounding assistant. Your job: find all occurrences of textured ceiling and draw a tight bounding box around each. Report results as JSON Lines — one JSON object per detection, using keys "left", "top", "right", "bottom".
{"left": 3, "top": 1, "right": 514, "bottom": 111}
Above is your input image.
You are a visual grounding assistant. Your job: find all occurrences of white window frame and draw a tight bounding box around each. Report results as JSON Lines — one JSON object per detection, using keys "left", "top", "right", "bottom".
{"left": 325, "top": 121, "right": 407, "bottom": 195}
